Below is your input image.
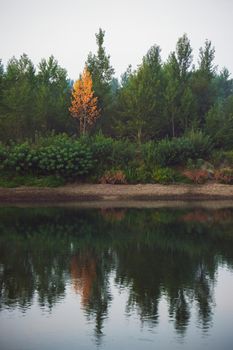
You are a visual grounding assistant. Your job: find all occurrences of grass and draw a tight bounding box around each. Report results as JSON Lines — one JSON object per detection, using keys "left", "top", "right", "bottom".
{"left": 0, "top": 174, "right": 65, "bottom": 188}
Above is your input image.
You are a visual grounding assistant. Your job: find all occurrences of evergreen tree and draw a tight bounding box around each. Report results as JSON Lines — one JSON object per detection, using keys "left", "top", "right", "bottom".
{"left": 86, "top": 28, "right": 115, "bottom": 134}
{"left": 191, "top": 40, "right": 217, "bottom": 126}
{"left": 36, "top": 56, "right": 71, "bottom": 133}
{"left": 116, "top": 45, "right": 164, "bottom": 142}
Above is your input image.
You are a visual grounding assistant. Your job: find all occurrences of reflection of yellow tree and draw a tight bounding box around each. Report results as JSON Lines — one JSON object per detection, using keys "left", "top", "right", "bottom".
{"left": 70, "top": 254, "right": 96, "bottom": 306}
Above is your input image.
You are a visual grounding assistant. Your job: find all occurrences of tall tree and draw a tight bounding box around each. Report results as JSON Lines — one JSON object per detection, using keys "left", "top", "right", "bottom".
{"left": 36, "top": 55, "right": 71, "bottom": 133}
{"left": 176, "top": 33, "right": 193, "bottom": 81}
{"left": 163, "top": 35, "right": 195, "bottom": 137}
{"left": 191, "top": 40, "right": 217, "bottom": 125}
{"left": 116, "top": 45, "right": 164, "bottom": 142}
{"left": 1, "top": 54, "right": 36, "bottom": 140}
{"left": 69, "top": 66, "right": 100, "bottom": 135}
{"left": 86, "top": 28, "right": 115, "bottom": 133}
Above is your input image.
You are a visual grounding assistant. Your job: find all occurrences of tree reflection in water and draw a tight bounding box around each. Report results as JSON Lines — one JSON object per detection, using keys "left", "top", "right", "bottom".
{"left": 0, "top": 206, "right": 233, "bottom": 343}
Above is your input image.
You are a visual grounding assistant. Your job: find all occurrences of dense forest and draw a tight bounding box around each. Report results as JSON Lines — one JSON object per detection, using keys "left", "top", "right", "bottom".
{"left": 0, "top": 29, "right": 233, "bottom": 185}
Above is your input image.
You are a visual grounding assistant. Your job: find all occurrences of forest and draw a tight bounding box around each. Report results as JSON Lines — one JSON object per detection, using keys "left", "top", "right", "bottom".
{"left": 0, "top": 29, "right": 233, "bottom": 186}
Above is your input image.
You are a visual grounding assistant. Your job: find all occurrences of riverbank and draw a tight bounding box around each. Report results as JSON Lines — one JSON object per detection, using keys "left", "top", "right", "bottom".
{"left": 1, "top": 183, "right": 233, "bottom": 203}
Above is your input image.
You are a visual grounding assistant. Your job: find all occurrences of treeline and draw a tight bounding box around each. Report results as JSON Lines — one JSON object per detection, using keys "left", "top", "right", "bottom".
{"left": 0, "top": 29, "right": 233, "bottom": 149}
{"left": 0, "top": 55, "right": 73, "bottom": 141}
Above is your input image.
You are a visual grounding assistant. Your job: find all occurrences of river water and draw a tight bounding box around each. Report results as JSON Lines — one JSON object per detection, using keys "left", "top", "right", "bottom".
{"left": 0, "top": 205, "right": 233, "bottom": 349}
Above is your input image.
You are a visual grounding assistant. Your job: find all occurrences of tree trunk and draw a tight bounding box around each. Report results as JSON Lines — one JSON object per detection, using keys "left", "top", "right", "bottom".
{"left": 137, "top": 127, "right": 142, "bottom": 145}
{"left": 171, "top": 112, "right": 175, "bottom": 138}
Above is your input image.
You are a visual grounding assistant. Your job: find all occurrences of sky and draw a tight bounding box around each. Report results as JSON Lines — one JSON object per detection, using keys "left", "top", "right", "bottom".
{"left": 1, "top": 0, "right": 233, "bottom": 79}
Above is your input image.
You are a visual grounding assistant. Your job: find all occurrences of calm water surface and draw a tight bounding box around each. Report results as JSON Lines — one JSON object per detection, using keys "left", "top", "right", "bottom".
{"left": 0, "top": 205, "right": 233, "bottom": 350}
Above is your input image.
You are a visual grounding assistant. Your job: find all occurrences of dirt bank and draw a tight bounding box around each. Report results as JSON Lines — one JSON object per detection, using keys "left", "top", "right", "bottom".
{"left": 1, "top": 183, "right": 233, "bottom": 203}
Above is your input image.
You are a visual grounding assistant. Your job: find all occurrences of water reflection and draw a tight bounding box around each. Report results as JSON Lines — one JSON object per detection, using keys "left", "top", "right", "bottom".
{"left": 0, "top": 206, "right": 233, "bottom": 345}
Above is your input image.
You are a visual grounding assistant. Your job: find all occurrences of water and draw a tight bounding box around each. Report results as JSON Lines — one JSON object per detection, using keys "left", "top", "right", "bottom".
{"left": 0, "top": 205, "right": 233, "bottom": 350}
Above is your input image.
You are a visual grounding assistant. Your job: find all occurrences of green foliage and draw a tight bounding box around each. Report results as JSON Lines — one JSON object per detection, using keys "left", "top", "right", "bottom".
{"left": 205, "top": 96, "right": 233, "bottom": 149}
{"left": 0, "top": 174, "right": 65, "bottom": 188}
{"left": 83, "top": 133, "right": 136, "bottom": 174}
{"left": 124, "top": 164, "right": 152, "bottom": 184}
{"left": 2, "top": 136, "right": 94, "bottom": 178}
{"left": 0, "top": 54, "right": 73, "bottom": 142}
{"left": 4, "top": 142, "right": 31, "bottom": 172}
{"left": 153, "top": 167, "right": 180, "bottom": 184}
{"left": 33, "top": 142, "right": 93, "bottom": 178}
{"left": 0, "top": 143, "right": 7, "bottom": 164}
{"left": 152, "top": 132, "right": 213, "bottom": 167}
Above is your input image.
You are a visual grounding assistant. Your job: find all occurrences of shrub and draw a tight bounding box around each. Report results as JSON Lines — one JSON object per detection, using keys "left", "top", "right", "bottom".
{"left": 86, "top": 134, "right": 136, "bottom": 173}
{"left": 141, "top": 141, "right": 156, "bottom": 165}
{"left": 153, "top": 167, "right": 179, "bottom": 184}
{"left": 124, "top": 165, "right": 152, "bottom": 184}
{"left": 214, "top": 168, "right": 233, "bottom": 184}
{"left": 3, "top": 138, "right": 94, "bottom": 178}
{"left": 183, "top": 169, "right": 209, "bottom": 184}
{"left": 3, "top": 142, "right": 31, "bottom": 172}
{"left": 0, "top": 143, "right": 7, "bottom": 166}
{"left": 211, "top": 150, "right": 233, "bottom": 167}
{"left": 100, "top": 170, "right": 127, "bottom": 184}
{"left": 149, "top": 132, "right": 213, "bottom": 167}
{"left": 34, "top": 142, "right": 93, "bottom": 178}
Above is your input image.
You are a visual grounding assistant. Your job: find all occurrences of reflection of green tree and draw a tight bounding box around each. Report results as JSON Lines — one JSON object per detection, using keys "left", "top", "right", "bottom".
{"left": 0, "top": 206, "right": 233, "bottom": 340}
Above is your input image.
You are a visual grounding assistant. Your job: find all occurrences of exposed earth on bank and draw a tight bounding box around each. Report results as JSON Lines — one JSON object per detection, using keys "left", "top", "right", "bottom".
{"left": 1, "top": 183, "right": 233, "bottom": 203}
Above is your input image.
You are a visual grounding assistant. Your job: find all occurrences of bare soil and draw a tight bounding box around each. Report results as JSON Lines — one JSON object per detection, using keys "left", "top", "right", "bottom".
{"left": 1, "top": 183, "right": 233, "bottom": 203}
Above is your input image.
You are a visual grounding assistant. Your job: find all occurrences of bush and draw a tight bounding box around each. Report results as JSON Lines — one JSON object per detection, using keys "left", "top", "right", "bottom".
{"left": 34, "top": 142, "right": 93, "bottom": 178}
{"left": 3, "top": 142, "right": 31, "bottom": 172}
{"left": 153, "top": 167, "right": 180, "bottom": 184}
{"left": 0, "top": 143, "right": 7, "bottom": 165}
{"left": 125, "top": 165, "right": 152, "bottom": 184}
{"left": 100, "top": 170, "right": 127, "bottom": 184}
{"left": 3, "top": 137, "right": 94, "bottom": 178}
{"left": 86, "top": 134, "right": 136, "bottom": 173}
{"left": 211, "top": 150, "right": 233, "bottom": 167}
{"left": 147, "top": 131, "right": 213, "bottom": 167}
{"left": 183, "top": 169, "right": 209, "bottom": 184}
{"left": 214, "top": 168, "right": 233, "bottom": 184}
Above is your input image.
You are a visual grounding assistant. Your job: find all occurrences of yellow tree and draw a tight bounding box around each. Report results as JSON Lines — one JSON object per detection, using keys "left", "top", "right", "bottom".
{"left": 69, "top": 66, "right": 100, "bottom": 135}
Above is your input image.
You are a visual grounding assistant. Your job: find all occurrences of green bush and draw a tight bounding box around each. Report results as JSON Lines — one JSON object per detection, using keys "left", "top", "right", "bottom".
{"left": 3, "top": 142, "right": 31, "bottom": 172}
{"left": 211, "top": 150, "right": 233, "bottom": 167}
{"left": 84, "top": 134, "right": 136, "bottom": 174}
{"left": 152, "top": 131, "right": 213, "bottom": 167}
{"left": 3, "top": 138, "right": 94, "bottom": 178}
{"left": 125, "top": 165, "right": 152, "bottom": 184}
{"left": 0, "top": 143, "right": 7, "bottom": 165}
{"left": 153, "top": 167, "right": 181, "bottom": 184}
{"left": 32, "top": 142, "right": 93, "bottom": 178}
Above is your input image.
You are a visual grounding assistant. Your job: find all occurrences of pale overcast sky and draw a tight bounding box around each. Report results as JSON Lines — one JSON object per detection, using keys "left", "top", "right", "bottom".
{"left": 1, "top": 0, "right": 233, "bottom": 79}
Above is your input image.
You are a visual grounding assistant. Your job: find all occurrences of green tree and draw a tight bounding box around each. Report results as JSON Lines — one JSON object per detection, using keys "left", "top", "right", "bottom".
{"left": 36, "top": 56, "right": 71, "bottom": 133}
{"left": 205, "top": 95, "right": 233, "bottom": 149}
{"left": 164, "top": 35, "right": 195, "bottom": 137}
{"left": 191, "top": 40, "right": 217, "bottom": 126}
{"left": 116, "top": 45, "right": 164, "bottom": 142}
{"left": 0, "top": 54, "right": 36, "bottom": 141}
{"left": 86, "top": 28, "right": 115, "bottom": 134}
{"left": 176, "top": 33, "right": 193, "bottom": 81}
